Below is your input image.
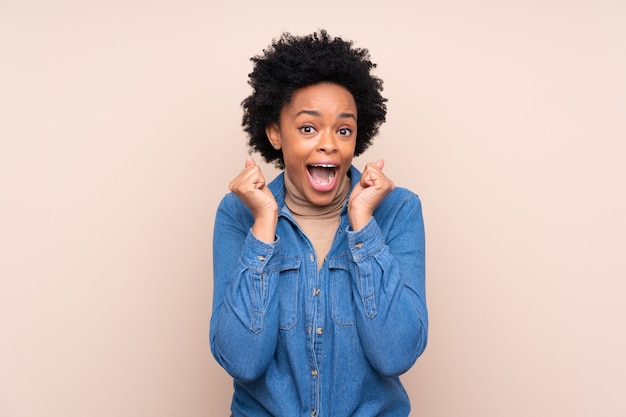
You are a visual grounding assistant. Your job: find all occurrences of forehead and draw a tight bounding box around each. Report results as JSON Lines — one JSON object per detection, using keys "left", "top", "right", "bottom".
{"left": 283, "top": 83, "right": 357, "bottom": 114}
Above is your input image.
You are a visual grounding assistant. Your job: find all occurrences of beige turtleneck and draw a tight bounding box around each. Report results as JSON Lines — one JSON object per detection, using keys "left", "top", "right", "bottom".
{"left": 284, "top": 172, "right": 350, "bottom": 270}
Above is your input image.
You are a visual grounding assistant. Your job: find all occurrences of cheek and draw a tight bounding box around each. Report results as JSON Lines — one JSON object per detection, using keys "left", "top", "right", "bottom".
{"left": 285, "top": 141, "right": 314, "bottom": 160}
{"left": 283, "top": 151, "right": 307, "bottom": 177}
{"left": 341, "top": 140, "right": 357, "bottom": 157}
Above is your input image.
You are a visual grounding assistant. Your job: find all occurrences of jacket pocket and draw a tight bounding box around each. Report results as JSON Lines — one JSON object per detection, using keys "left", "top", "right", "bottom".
{"left": 329, "top": 255, "right": 357, "bottom": 326}
{"left": 276, "top": 257, "right": 301, "bottom": 330}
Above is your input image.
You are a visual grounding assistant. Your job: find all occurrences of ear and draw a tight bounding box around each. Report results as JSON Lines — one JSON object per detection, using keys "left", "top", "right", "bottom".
{"left": 265, "top": 123, "right": 282, "bottom": 150}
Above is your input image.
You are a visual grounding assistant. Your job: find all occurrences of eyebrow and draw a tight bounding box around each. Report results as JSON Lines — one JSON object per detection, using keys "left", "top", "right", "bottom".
{"left": 296, "top": 110, "right": 357, "bottom": 120}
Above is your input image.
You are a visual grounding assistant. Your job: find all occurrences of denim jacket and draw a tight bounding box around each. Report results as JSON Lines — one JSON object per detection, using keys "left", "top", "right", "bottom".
{"left": 210, "top": 166, "right": 428, "bottom": 417}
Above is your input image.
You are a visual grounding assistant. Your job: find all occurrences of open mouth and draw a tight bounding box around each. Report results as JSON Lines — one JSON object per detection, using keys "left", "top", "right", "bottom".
{"left": 307, "top": 164, "right": 338, "bottom": 186}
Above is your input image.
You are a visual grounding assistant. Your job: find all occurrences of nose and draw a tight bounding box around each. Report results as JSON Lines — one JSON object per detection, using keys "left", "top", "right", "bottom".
{"left": 317, "top": 130, "right": 337, "bottom": 153}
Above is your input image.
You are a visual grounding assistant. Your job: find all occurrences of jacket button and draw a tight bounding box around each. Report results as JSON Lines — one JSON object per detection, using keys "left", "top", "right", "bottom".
{"left": 316, "top": 327, "right": 323, "bottom": 335}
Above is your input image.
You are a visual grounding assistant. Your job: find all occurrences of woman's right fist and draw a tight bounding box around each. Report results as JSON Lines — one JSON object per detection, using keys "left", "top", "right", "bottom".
{"left": 229, "top": 157, "right": 278, "bottom": 242}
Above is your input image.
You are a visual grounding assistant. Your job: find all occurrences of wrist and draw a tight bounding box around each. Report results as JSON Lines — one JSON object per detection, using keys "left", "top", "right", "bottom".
{"left": 348, "top": 210, "right": 372, "bottom": 232}
{"left": 252, "top": 211, "right": 278, "bottom": 243}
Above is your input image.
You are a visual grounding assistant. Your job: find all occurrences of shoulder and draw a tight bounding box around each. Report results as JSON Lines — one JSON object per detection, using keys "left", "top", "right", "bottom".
{"left": 373, "top": 186, "right": 424, "bottom": 230}
{"left": 216, "top": 192, "right": 252, "bottom": 225}
{"left": 383, "top": 186, "right": 422, "bottom": 209}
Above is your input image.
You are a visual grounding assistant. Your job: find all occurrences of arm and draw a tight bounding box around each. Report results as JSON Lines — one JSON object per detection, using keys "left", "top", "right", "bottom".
{"left": 348, "top": 191, "right": 428, "bottom": 377}
{"left": 209, "top": 194, "right": 282, "bottom": 381}
{"left": 209, "top": 158, "right": 281, "bottom": 382}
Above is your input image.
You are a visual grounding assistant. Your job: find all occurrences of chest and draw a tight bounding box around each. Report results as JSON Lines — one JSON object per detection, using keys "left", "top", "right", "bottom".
{"left": 273, "top": 217, "right": 357, "bottom": 330}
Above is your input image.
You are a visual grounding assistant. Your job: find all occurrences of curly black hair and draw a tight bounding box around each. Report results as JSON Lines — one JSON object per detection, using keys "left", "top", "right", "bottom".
{"left": 241, "top": 30, "right": 387, "bottom": 169}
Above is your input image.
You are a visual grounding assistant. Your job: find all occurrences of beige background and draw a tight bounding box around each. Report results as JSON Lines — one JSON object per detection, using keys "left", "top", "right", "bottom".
{"left": 1, "top": 0, "right": 625, "bottom": 416}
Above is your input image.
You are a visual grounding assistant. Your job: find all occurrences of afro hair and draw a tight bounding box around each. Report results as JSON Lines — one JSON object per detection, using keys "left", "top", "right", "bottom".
{"left": 241, "top": 30, "right": 387, "bottom": 169}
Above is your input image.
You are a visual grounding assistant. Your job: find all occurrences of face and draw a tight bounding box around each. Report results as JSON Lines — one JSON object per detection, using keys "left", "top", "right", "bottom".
{"left": 266, "top": 83, "right": 357, "bottom": 207}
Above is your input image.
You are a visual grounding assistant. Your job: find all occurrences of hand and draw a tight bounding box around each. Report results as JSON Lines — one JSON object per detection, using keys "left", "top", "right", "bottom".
{"left": 229, "top": 157, "right": 278, "bottom": 242}
{"left": 348, "top": 159, "right": 395, "bottom": 231}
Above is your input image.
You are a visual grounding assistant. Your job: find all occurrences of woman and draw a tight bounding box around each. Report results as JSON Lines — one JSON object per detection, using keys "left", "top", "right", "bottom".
{"left": 210, "top": 30, "right": 428, "bottom": 417}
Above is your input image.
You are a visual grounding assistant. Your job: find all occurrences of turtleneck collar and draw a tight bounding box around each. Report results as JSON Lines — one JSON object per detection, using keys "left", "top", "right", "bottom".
{"left": 283, "top": 169, "right": 351, "bottom": 218}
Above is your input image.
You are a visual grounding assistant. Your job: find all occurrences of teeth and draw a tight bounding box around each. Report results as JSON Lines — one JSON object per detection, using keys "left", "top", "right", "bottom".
{"left": 311, "top": 164, "right": 336, "bottom": 168}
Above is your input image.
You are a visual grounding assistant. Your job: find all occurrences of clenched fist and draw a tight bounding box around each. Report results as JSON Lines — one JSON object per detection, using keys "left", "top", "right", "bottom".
{"left": 348, "top": 159, "right": 395, "bottom": 231}
{"left": 229, "top": 157, "right": 278, "bottom": 243}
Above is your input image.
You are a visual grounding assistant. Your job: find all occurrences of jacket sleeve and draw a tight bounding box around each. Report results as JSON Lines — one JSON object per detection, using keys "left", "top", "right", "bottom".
{"left": 209, "top": 193, "right": 282, "bottom": 382}
{"left": 347, "top": 191, "right": 428, "bottom": 376}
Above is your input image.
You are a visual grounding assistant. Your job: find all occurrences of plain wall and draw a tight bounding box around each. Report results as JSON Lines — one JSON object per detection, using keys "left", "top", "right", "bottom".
{"left": 1, "top": 0, "right": 625, "bottom": 416}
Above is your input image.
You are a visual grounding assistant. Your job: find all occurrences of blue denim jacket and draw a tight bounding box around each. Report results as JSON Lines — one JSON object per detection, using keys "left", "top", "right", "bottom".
{"left": 210, "top": 166, "right": 428, "bottom": 417}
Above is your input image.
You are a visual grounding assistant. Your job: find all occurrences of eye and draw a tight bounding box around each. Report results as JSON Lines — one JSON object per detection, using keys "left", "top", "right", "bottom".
{"left": 337, "top": 127, "right": 353, "bottom": 136}
{"left": 299, "top": 125, "right": 316, "bottom": 135}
